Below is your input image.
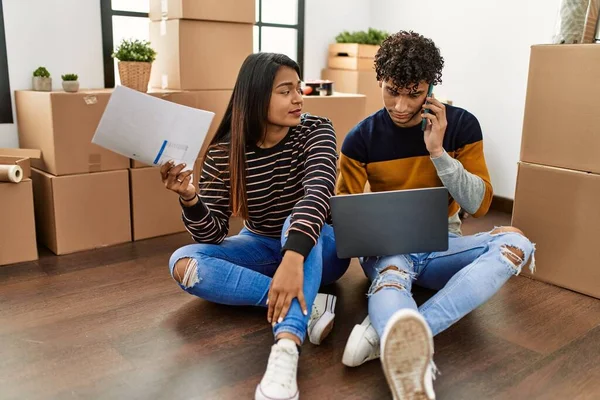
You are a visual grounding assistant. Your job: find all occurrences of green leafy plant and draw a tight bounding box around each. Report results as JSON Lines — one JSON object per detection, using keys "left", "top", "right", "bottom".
{"left": 112, "top": 39, "right": 157, "bottom": 62}
{"left": 335, "top": 28, "right": 389, "bottom": 45}
{"left": 33, "top": 67, "right": 50, "bottom": 78}
{"left": 61, "top": 73, "right": 78, "bottom": 81}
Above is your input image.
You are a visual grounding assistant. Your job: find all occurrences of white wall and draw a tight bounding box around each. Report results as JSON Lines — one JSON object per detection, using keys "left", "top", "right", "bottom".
{"left": 303, "top": 0, "right": 370, "bottom": 80}
{"left": 370, "top": 0, "right": 562, "bottom": 199}
{"left": 0, "top": 0, "right": 104, "bottom": 148}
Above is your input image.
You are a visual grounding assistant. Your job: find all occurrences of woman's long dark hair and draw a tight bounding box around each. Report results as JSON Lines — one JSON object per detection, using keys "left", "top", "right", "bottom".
{"left": 208, "top": 53, "right": 301, "bottom": 219}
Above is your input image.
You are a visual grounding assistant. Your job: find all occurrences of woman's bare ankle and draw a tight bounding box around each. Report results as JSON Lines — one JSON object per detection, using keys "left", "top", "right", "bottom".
{"left": 276, "top": 332, "right": 301, "bottom": 346}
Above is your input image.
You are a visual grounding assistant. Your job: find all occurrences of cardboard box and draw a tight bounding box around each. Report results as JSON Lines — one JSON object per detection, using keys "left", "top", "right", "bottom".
{"left": 302, "top": 93, "right": 367, "bottom": 151}
{"left": 0, "top": 148, "right": 42, "bottom": 180}
{"left": 329, "top": 43, "right": 379, "bottom": 58}
{"left": 150, "top": 20, "right": 252, "bottom": 90}
{"left": 521, "top": 45, "right": 600, "bottom": 174}
{"left": 130, "top": 167, "right": 186, "bottom": 240}
{"left": 31, "top": 169, "right": 131, "bottom": 255}
{"left": 321, "top": 69, "right": 382, "bottom": 116}
{"left": 131, "top": 90, "right": 232, "bottom": 168}
{"left": 0, "top": 179, "right": 38, "bottom": 266}
{"left": 149, "top": 0, "right": 255, "bottom": 24}
{"left": 327, "top": 43, "right": 378, "bottom": 72}
{"left": 328, "top": 57, "right": 375, "bottom": 71}
{"left": 0, "top": 148, "right": 41, "bottom": 265}
{"left": 512, "top": 162, "right": 600, "bottom": 299}
{"left": 132, "top": 161, "right": 243, "bottom": 241}
{"left": 15, "top": 90, "right": 130, "bottom": 176}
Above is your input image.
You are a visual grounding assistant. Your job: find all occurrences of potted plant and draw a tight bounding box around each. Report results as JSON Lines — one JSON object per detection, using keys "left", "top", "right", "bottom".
{"left": 61, "top": 73, "right": 79, "bottom": 93}
{"left": 32, "top": 67, "right": 52, "bottom": 91}
{"left": 329, "top": 28, "right": 389, "bottom": 71}
{"left": 112, "top": 39, "right": 157, "bottom": 93}
{"left": 334, "top": 28, "right": 389, "bottom": 46}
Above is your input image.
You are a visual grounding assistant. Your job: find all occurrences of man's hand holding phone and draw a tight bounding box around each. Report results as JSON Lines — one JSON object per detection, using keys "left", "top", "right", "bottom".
{"left": 422, "top": 93, "right": 447, "bottom": 158}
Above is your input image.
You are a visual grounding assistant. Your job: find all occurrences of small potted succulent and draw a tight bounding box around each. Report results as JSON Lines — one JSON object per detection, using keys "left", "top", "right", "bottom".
{"left": 61, "top": 73, "right": 79, "bottom": 93}
{"left": 112, "top": 39, "right": 157, "bottom": 93}
{"left": 32, "top": 67, "right": 52, "bottom": 91}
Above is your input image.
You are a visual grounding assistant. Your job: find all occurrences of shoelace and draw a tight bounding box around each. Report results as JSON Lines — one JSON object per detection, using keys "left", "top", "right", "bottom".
{"left": 263, "top": 345, "right": 298, "bottom": 388}
{"left": 430, "top": 360, "right": 440, "bottom": 379}
{"left": 308, "top": 304, "right": 320, "bottom": 330}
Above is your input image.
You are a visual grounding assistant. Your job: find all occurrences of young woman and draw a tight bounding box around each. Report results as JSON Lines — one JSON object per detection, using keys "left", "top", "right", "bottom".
{"left": 161, "top": 52, "right": 350, "bottom": 400}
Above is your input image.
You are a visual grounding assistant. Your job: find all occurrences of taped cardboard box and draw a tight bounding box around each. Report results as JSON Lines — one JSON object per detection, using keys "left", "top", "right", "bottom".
{"left": 321, "top": 69, "right": 382, "bottom": 117}
{"left": 31, "top": 169, "right": 131, "bottom": 255}
{"left": 15, "top": 90, "right": 129, "bottom": 176}
{"left": 149, "top": 0, "right": 255, "bottom": 23}
{"left": 132, "top": 158, "right": 242, "bottom": 241}
{"left": 521, "top": 45, "right": 600, "bottom": 174}
{"left": 130, "top": 167, "right": 186, "bottom": 241}
{"left": 150, "top": 20, "right": 252, "bottom": 90}
{"left": 512, "top": 162, "right": 600, "bottom": 299}
{"left": 327, "top": 43, "right": 378, "bottom": 71}
{"left": 0, "top": 180, "right": 38, "bottom": 266}
{"left": 302, "top": 93, "right": 367, "bottom": 151}
{"left": 131, "top": 90, "right": 232, "bottom": 168}
{"left": 0, "top": 148, "right": 40, "bottom": 266}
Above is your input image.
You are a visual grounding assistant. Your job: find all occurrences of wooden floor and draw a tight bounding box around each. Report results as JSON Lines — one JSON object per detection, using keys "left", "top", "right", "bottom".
{"left": 1, "top": 211, "right": 600, "bottom": 400}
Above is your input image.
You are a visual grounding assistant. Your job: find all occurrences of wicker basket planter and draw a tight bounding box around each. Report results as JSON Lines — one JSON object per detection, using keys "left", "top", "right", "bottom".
{"left": 118, "top": 61, "right": 152, "bottom": 92}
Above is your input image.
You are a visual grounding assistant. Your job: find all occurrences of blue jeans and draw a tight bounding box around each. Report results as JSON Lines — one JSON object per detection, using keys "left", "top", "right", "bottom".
{"left": 362, "top": 228, "right": 535, "bottom": 337}
{"left": 169, "top": 216, "right": 350, "bottom": 343}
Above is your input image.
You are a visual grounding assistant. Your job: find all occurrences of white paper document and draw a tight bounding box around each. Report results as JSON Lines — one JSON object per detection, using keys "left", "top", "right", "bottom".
{"left": 92, "top": 86, "right": 215, "bottom": 170}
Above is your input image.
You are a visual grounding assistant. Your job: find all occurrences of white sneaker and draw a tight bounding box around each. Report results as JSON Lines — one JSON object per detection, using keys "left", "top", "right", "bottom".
{"left": 307, "top": 293, "right": 336, "bottom": 345}
{"left": 255, "top": 339, "right": 300, "bottom": 400}
{"left": 380, "top": 309, "right": 436, "bottom": 400}
{"left": 342, "top": 315, "right": 380, "bottom": 367}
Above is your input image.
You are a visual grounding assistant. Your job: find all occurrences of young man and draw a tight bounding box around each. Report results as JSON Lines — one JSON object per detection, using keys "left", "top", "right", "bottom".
{"left": 336, "top": 31, "right": 535, "bottom": 400}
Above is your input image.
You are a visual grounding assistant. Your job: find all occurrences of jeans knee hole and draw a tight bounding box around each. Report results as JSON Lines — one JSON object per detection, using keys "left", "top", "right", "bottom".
{"left": 173, "top": 257, "right": 200, "bottom": 288}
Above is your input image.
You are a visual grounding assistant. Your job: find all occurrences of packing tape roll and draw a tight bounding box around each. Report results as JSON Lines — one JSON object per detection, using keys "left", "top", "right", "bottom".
{"left": 0, "top": 165, "right": 24, "bottom": 183}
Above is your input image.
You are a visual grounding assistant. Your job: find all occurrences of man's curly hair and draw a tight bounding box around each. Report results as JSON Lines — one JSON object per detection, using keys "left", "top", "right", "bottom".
{"left": 375, "top": 31, "right": 444, "bottom": 91}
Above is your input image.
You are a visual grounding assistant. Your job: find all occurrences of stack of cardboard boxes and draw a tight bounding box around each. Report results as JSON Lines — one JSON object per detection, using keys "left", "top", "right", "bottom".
{"left": 129, "top": 90, "right": 235, "bottom": 241}
{"left": 148, "top": 0, "right": 254, "bottom": 91}
{"left": 137, "top": 0, "right": 254, "bottom": 239}
{"left": 0, "top": 149, "right": 40, "bottom": 266}
{"left": 13, "top": 87, "right": 242, "bottom": 257}
{"left": 15, "top": 90, "right": 133, "bottom": 255}
{"left": 512, "top": 44, "right": 600, "bottom": 299}
{"left": 321, "top": 43, "right": 382, "bottom": 117}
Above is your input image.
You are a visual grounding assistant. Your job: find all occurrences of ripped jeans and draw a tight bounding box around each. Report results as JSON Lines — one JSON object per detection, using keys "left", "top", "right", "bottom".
{"left": 168, "top": 216, "right": 350, "bottom": 343}
{"left": 362, "top": 227, "right": 535, "bottom": 338}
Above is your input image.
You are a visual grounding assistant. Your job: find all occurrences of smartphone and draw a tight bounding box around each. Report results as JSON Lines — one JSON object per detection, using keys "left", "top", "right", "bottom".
{"left": 421, "top": 83, "right": 434, "bottom": 131}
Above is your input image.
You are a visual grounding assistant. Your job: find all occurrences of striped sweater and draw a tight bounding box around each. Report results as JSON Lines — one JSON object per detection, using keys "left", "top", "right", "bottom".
{"left": 337, "top": 106, "right": 493, "bottom": 234}
{"left": 181, "top": 114, "right": 338, "bottom": 258}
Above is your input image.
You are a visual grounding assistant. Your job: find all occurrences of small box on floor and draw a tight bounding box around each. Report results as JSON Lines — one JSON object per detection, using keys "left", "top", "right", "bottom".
{"left": 521, "top": 44, "right": 600, "bottom": 174}
{"left": 512, "top": 162, "right": 600, "bottom": 299}
{"left": 321, "top": 68, "right": 381, "bottom": 117}
{"left": 31, "top": 169, "right": 131, "bottom": 255}
{"left": 150, "top": 20, "right": 252, "bottom": 90}
{"left": 0, "top": 149, "right": 40, "bottom": 266}
{"left": 15, "top": 90, "right": 130, "bottom": 176}
{"left": 0, "top": 180, "right": 38, "bottom": 266}
{"left": 149, "top": 0, "right": 255, "bottom": 23}
{"left": 302, "top": 94, "right": 366, "bottom": 151}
